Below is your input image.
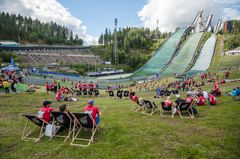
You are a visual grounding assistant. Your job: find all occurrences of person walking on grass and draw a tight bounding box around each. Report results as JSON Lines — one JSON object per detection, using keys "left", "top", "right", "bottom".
{"left": 3, "top": 80, "right": 10, "bottom": 94}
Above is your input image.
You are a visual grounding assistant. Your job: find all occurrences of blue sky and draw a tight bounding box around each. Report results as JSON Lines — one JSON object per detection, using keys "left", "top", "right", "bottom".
{"left": 0, "top": 0, "right": 239, "bottom": 45}
{"left": 58, "top": 0, "right": 146, "bottom": 36}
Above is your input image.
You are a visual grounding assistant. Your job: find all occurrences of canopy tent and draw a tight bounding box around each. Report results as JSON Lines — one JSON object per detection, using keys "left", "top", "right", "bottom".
{"left": 2, "top": 65, "right": 19, "bottom": 71}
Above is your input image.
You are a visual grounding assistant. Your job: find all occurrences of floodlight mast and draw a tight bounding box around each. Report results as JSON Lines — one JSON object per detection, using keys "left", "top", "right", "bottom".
{"left": 114, "top": 18, "right": 118, "bottom": 65}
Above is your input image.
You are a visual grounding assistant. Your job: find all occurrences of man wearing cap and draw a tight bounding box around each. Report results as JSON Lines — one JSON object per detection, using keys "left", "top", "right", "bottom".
{"left": 83, "top": 99, "right": 101, "bottom": 125}
{"left": 37, "top": 101, "right": 54, "bottom": 122}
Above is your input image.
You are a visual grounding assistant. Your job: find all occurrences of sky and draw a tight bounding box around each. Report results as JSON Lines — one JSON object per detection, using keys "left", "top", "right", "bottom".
{"left": 0, "top": 0, "right": 240, "bottom": 45}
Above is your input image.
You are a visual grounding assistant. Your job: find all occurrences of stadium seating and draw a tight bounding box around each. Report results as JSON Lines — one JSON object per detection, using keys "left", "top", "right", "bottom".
{"left": 16, "top": 49, "right": 102, "bottom": 66}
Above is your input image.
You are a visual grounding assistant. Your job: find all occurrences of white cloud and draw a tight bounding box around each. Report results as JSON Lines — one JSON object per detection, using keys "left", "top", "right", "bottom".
{"left": 138, "top": 0, "right": 240, "bottom": 32}
{"left": 0, "top": 0, "right": 97, "bottom": 45}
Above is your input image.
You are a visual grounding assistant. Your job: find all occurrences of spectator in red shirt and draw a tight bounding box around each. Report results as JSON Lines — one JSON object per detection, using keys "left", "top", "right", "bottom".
{"left": 197, "top": 95, "right": 206, "bottom": 106}
{"left": 56, "top": 90, "right": 64, "bottom": 101}
{"left": 88, "top": 81, "right": 94, "bottom": 91}
{"left": 82, "top": 83, "right": 87, "bottom": 91}
{"left": 164, "top": 96, "right": 172, "bottom": 107}
{"left": 45, "top": 82, "right": 49, "bottom": 94}
{"left": 209, "top": 93, "right": 217, "bottom": 105}
{"left": 83, "top": 99, "right": 101, "bottom": 125}
{"left": 37, "top": 101, "right": 54, "bottom": 122}
{"left": 185, "top": 94, "right": 194, "bottom": 104}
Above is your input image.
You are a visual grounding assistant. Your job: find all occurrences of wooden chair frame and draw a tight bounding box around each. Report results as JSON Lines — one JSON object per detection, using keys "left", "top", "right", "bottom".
{"left": 49, "top": 112, "right": 74, "bottom": 143}
{"left": 142, "top": 100, "right": 160, "bottom": 115}
{"left": 160, "top": 102, "right": 174, "bottom": 118}
{"left": 70, "top": 113, "right": 100, "bottom": 147}
{"left": 177, "top": 102, "right": 195, "bottom": 119}
{"left": 21, "top": 114, "right": 48, "bottom": 142}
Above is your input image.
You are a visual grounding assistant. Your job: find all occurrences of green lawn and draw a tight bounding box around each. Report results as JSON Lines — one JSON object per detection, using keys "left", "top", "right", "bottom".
{"left": 0, "top": 80, "right": 240, "bottom": 159}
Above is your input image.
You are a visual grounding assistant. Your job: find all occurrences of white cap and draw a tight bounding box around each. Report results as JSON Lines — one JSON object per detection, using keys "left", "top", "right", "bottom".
{"left": 167, "top": 96, "right": 171, "bottom": 99}
{"left": 176, "top": 94, "right": 180, "bottom": 98}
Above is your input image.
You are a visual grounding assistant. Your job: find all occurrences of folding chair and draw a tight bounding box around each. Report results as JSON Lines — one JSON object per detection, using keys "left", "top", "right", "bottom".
{"left": 142, "top": 100, "right": 159, "bottom": 115}
{"left": 117, "top": 90, "right": 123, "bottom": 99}
{"left": 94, "top": 89, "right": 100, "bottom": 97}
{"left": 49, "top": 112, "right": 74, "bottom": 143}
{"left": 160, "top": 102, "right": 174, "bottom": 118}
{"left": 71, "top": 112, "right": 100, "bottom": 147}
{"left": 123, "top": 91, "right": 129, "bottom": 99}
{"left": 21, "top": 114, "right": 48, "bottom": 142}
{"left": 177, "top": 102, "right": 196, "bottom": 119}
{"left": 108, "top": 91, "right": 114, "bottom": 98}
{"left": 164, "top": 90, "right": 171, "bottom": 96}
{"left": 131, "top": 99, "right": 145, "bottom": 112}
{"left": 88, "top": 90, "right": 93, "bottom": 96}
{"left": 76, "top": 90, "right": 82, "bottom": 96}
{"left": 83, "top": 90, "right": 87, "bottom": 96}
{"left": 160, "top": 90, "right": 165, "bottom": 97}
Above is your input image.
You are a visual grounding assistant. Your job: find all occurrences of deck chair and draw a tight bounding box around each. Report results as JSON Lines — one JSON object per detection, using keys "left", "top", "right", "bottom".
{"left": 88, "top": 90, "right": 93, "bottom": 96}
{"left": 21, "top": 114, "right": 48, "bottom": 142}
{"left": 117, "top": 90, "right": 123, "bottom": 99}
{"left": 94, "top": 89, "right": 100, "bottom": 97}
{"left": 76, "top": 90, "right": 82, "bottom": 96}
{"left": 71, "top": 112, "right": 100, "bottom": 147}
{"left": 123, "top": 91, "right": 129, "bottom": 98}
{"left": 177, "top": 102, "right": 196, "bottom": 119}
{"left": 83, "top": 90, "right": 87, "bottom": 96}
{"left": 160, "top": 102, "right": 174, "bottom": 118}
{"left": 131, "top": 99, "right": 145, "bottom": 112}
{"left": 160, "top": 90, "right": 165, "bottom": 96}
{"left": 108, "top": 91, "right": 114, "bottom": 97}
{"left": 49, "top": 112, "right": 74, "bottom": 143}
{"left": 142, "top": 100, "right": 159, "bottom": 115}
{"left": 164, "top": 90, "right": 171, "bottom": 96}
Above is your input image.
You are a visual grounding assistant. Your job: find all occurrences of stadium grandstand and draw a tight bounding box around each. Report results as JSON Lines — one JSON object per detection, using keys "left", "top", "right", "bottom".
{"left": 0, "top": 45, "right": 103, "bottom": 66}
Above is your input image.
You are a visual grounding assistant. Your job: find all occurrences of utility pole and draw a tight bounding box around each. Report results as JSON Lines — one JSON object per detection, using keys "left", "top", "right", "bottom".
{"left": 114, "top": 18, "right": 118, "bottom": 65}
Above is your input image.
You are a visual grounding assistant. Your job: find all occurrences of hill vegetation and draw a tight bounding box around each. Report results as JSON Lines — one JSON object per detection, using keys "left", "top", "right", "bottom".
{"left": 0, "top": 12, "right": 83, "bottom": 45}
{"left": 94, "top": 25, "right": 171, "bottom": 72}
{"left": 224, "top": 20, "right": 240, "bottom": 51}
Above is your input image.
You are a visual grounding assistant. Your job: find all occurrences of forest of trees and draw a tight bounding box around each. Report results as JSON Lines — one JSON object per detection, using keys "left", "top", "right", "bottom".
{"left": 96, "top": 25, "right": 171, "bottom": 71}
{"left": 224, "top": 20, "right": 240, "bottom": 51}
{"left": 0, "top": 12, "right": 83, "bottom": 45}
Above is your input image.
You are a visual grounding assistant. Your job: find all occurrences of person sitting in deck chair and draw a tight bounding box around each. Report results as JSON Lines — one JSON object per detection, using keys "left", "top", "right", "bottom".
{"left": 184, "top": 93, "right": 194, "bottom": 104}
{"left": 174, "top": 94, "right": 186, "bottom": 113}
{"left": 164, "top": 96, "right": 172, "bottom": 108}
{"left": 37, "top": 101, "right": 54, "bottom": 123}
{"left": 83, "top": 99, "right": 101, "bottom": 125}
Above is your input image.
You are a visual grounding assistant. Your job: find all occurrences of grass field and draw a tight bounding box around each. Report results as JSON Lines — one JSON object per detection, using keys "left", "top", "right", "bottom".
{"left": 0, "top": 80, "right": 240, "bottom": 159}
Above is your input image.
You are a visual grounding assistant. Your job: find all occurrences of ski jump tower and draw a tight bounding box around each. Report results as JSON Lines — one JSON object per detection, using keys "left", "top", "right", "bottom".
{"left": 191, "top": 10, "right": 213, "bottom": 33}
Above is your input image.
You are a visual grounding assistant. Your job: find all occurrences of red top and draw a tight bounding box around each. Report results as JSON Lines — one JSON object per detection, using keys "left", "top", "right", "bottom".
{"left": 214, "top": 82, "right": 219, "bottom": 91}
{"left": 198, "top": 96, "right": 206, "bottom": 105}
{"left": 82, "top": 83, "right": 87, "bottom": 90}
{"left": 164, "top": 100, "right": 172, "bottom": 106}
{"left": 45, "top": 84, "right": 49, "bottom": 90}
{"left": 77, "top": 83, "right": 82, "bottom": 89}
{"left": 185, "top": 97, "right": 193, "bottom": 103}
{"left": 131, "top": 95, "right": 138, "bottom": 102}
{"left": 83, "top": 105, "right": 100, "bottom": 123}
{"left": 56, "top": 91, "right": 62, "bottom": 100}
{"left": 89, "top": 83, "right": 94, "bottom": 90}
{"left": 209, "top": 94, "right": 217, "bottom": 105}
{"left": 39, "top": 107, "right": 53, "bottom": 122}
